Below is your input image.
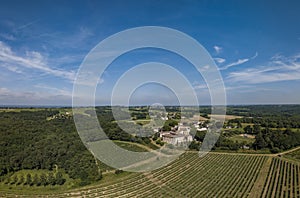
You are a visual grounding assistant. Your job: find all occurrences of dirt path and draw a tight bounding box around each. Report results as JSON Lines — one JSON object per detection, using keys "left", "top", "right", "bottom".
{"left": 113, "top": 140, "right": 156, "bottom": 152}
{"left": 188, "top": 145, "right": 300, "bottom": 157}
{"left": 249, "top": 157, "right": 272, "bottom": 198}
{"left": 278, "top": 146, "right": 300, "bottom": 155}
{"left": 188, "top": 150, "right": 276, "bottom": 157}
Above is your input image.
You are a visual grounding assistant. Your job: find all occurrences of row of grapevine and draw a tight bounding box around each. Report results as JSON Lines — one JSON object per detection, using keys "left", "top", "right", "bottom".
{"left": 261, "top": 157, "right": 300, "bottom": 198}
{"left": 1, "top": 153, "right": 299, "bottom": 198}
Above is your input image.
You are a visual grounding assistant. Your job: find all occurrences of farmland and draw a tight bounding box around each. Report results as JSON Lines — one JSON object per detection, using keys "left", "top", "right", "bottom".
{"left": 1, "top": 151, "right": 299, "bottom": 197}
{"left": 261, "top": 157, "right": 300, "bottom": 197}
{"left": 1, "top": 105, "right": 300, "bottom": 197}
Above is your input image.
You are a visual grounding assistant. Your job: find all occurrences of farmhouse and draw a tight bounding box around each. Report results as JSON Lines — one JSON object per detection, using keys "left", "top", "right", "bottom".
{"left": 161, "top": 132, "right": 193, "bottom": 145}
{"left": 160, "top": 123, "right": 193, "bottom": 145}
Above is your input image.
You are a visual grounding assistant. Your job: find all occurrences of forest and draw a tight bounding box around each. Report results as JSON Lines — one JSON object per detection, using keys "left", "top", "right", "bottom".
{"left": 0, "top": 110, "right": 101, "bottom": 187}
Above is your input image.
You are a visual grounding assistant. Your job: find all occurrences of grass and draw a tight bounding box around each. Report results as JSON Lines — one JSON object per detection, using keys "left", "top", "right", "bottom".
{"left": 282, "top": 149, "right": 300, "bottom": 162}
{"left": 113, "top": 140, "right": 149, "bottom": 152}
{"left": 135, "top": 119, "right": 151, "bottom": 125}
{"left": 0, "top": 108, "right": 47, "bottom": 112}
{"left": 209, "top": 114, "right": 243, "bottom": 120}
{"left": 228, "top": 134, "right": 256, "bottom": 144}
{"left": 72, "top": 107, "right": 93, "bottom": 116}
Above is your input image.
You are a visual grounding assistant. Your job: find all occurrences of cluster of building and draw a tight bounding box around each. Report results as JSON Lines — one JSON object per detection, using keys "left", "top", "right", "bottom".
{"left": 193, "top": 121, "right": 208, "bottom": 132}
{"left": 159, "top": 123, "right": 193, "bottom": 145}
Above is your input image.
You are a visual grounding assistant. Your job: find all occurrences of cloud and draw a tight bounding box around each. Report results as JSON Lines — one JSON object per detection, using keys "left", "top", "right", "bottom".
{"left": 15, "top": 19, "right": 40, "bottom": 31}
{"left": 34, "top": 84, "right": 72, "bottom": 97}
{"left": 192, "top": 81, "right": 208, "bottom": 90}
{"left": 0, "top": 86, "right": 72, "bottom": 105}
{"left": 214, "top": 57, "right": 226, "bottom": 64}
{"left": 227, "top": 53, "right": 300, "bottom": 84}
{"left": 6, "top": 65, "right": 23, "bottom": 74}
{"left": 213, "top": 45, "right": 222, "bottom": 54}
{"left": 0, "top": 41, "right": 76, "bottom": 81}
{"left": 219, "top": 52, "right": 258, "bottom": 70}
{"left": 0, "top": 33, "right": 16, "bottom": 41}
{"left": 40, "top": 26, "right": 94, "bottom": 50}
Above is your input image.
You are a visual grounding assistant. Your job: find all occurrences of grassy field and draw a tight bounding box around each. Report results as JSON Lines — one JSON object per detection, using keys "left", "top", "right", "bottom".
{"left": 283, "top": 148, "right": 300, "bottom": 162}
{"left": 209, "top": 114, "right": 243, "bottom": 121}
{"left": 229, "top": 134, "right": 256, "bottom": 144}
{"left": 113, "top": 140, "right": 149, "bottom": 152}
{"left": 0, "top": 108, "right": 47, "bottom": 112}
{"left": 1, "top": 152, "right": 299, "bottom": 197}
{"left": 135, "top": 119, "right": 151, "bottom": 125}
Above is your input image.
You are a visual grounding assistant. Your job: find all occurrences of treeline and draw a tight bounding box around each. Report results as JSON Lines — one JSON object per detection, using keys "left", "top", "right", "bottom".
{"left": 190, "top": 130, "right": 242, "bottom": 151}
{"left": 190, "top": 126, "right": 300, "bottom": 152}
{"left": 253, "top": 128, "right": 300, "bottom": 152}
{"left": 226, "top": 105, "right": 300, "bottom": 117}
{"left": 0, "top": 110, "right": 101, "bottom": 186}
{"left": 230, "top": 116, "right": 300, "bottom": 128}
{"left": 82, "top": 108, "right": 158, "bottom": 146}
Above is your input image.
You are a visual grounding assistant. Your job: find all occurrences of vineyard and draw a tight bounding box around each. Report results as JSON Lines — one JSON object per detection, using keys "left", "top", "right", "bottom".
{"left": 261, "top": 158, "right": 300, "bottom": 198}
{"left": 1, "top": 152, "right": 299, "bottom": 197}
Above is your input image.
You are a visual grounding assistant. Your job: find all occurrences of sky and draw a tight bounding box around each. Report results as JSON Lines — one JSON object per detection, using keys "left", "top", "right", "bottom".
{"left": 0, "top": 0, "right": 299, "bottom": 106}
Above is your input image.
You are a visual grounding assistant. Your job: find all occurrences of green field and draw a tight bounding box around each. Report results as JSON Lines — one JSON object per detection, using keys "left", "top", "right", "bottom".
{"left": 1, "top": 152, "right": 299, "bottom": 197}
{"left": 0, "top": 108, "right": 47, "bottom": 112}
{"left": 229, "top": 134, "right": 256, "bottom": 144}
{"left": 113, "top": 140, "right": 150, "bottom": 152}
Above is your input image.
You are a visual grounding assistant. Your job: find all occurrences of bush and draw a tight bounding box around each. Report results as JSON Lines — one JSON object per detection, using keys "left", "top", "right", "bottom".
{"left": 115, "top": 169, "right": 123, "bottom": 174}
{"left": 270, "top": 147, "right": 281, "bottom": 154}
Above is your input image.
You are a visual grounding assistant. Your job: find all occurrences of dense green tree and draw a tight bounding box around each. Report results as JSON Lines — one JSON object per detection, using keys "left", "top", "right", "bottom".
{"left": 48, "top": 172, "right": 56, "bottom": 185}
{"left": 55, "top": 171, "right": 65, "bottom": 185}
{"left": 17, "top": 175, "right": 24, "bottom": 185}
{"left": 237, "top": 121, "right": 242, "bottom": 128}
{"left": 115, "top": 169, "right": 123, "bottom": 174}
{"left": 33, "top": 173, "right": 40, "bottom": 186}
{"left": 244, "top": 125, "right": 253, "bottom": 134}
{"left": 188, "top": 141, "right": 200, "bottom": 150}
{"left": 253, "top": 124, "right": 261, "bottom": 134}
{"left": 0, "top": 110, "right": 103, "bottom": 185}
{"left": 11, "top": 175, "right": 18, "bottom": 185}
{"left": 194, "top": 131, "right": 206, "bottom": 142}
{"left": 40, "top": 173, "right": 47, "bottom": 186}
{"left": 254, "top": 132, "right": 268, "bottom": 150}
{"left": 25, "top": 173, "right": 32, "bottom": 185}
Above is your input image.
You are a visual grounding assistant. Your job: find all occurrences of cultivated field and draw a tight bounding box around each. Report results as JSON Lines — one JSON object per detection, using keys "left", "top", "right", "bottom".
{"left": 1, "top": 152, "right": 299, "bottom": 197}
{"left": 209, "top": 114, "right": 243, "bottom": 121}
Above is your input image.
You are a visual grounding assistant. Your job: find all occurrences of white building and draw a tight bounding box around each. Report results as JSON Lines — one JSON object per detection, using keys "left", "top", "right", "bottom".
{"left": 160, "top": 123, "right": 193, "bottom": 145}
{"left": 161, "top": 133, "right": 193, "bottom": 145}
{"left": 197, "top": 127, "right": 207, "bottom": 131}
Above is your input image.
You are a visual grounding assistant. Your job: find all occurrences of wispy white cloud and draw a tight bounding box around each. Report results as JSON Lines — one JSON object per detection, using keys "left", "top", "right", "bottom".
{"left": 40, "top": 26, "right": 94, "bottom": 50}
{"left": 0, "top": 33, "right": 16, "bottom": 41}
{"left": 227, "top": 53, "right": 300, "bottom": 84}
{"left": 213, "top": 45, "right": 222, "bottom": 54}
{"left": 34, "top": 84, "right": 72, "bottom": 97}
{"left": 0, "top": 41, "right": 76, "bottom": 81}
{"left": 15, "top": 19, "right": 40, "bottom": 31}
{"left": 214, "top": 57, "right": 226, "bottom": 64}
{"left": 0, "top": 86, "right": 71, "bottom": 105}
{"left": 5, "top": 64, "right": 23, "bottom": 74}
{"left": 192, "top": 81, "right": 208, "bottom": 90}
{"left": 219, "top": 52, "right": 258, "bottom": 70}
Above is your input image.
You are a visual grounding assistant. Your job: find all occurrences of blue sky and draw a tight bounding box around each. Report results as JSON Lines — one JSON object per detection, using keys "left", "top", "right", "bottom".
{"left": 0, "top": 0, "right": 299, "bottom": 106}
